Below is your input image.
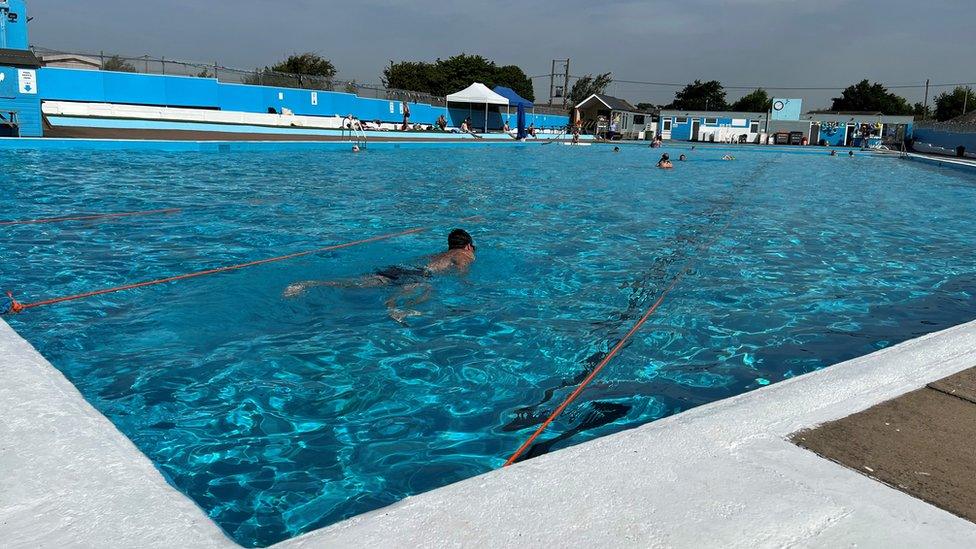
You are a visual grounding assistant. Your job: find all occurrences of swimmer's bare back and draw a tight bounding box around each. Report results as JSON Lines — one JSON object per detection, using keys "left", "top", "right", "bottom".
{"left": 424, "top": 249, "right": 474, "bottom": 274}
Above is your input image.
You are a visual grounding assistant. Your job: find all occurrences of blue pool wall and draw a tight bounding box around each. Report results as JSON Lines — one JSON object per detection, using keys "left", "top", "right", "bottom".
{"left": 914, "top": 128, "right": 976, "bottom": 156}
{"left": 34, "top": 67, "right": 570, "bottom": 130}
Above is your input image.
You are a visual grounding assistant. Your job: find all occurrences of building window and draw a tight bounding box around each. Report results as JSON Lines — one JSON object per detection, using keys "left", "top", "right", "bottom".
{"left": 634, "top": 115, "right": 645, "bottom": 125}
{"left": 663, "top": 119, "right": 672, "bottom": 131}
{"left": 676, "top": 117, "right": 687, "bottom": 124}
{"left": 750, "top": 121, "right": 760, "bottom": 133}
{"left": 705, "top": 117, "right": 717, "bottom": 125}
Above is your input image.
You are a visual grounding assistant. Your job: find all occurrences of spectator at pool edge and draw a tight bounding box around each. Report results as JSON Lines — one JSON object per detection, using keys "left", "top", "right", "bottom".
{"left": 283, "top": 229, "right": 477, "bottom": 324}
{"left": 436, "top": 114, "right": 448, "bottom": 131}
{"left": 400, "top": 103, "right": 411, "bottom": 131}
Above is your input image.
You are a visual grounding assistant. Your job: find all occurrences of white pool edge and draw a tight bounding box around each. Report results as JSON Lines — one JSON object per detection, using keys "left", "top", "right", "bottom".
{"left": 3, "top": 316, "right": 976, "bottom": 548}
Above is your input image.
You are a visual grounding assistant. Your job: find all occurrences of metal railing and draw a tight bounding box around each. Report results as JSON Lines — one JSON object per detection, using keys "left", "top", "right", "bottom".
{"left": 30, "top": 47, "right": 569, "bottom": 115}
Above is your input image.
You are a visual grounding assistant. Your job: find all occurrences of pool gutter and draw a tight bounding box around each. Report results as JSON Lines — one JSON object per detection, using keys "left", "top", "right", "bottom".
{"left": 3, "top": 315, "right": 976, "bottom": 547}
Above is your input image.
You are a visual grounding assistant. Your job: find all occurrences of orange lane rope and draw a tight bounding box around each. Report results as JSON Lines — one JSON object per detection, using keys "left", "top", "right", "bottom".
{"left": 504, "top": 216, "right": 737, "bottom": 467}
{"left": 0, "top": 208, "right": 182, "bottom": 226}
{"left": 3, "top": 217, "right": 479, "bottom": 315}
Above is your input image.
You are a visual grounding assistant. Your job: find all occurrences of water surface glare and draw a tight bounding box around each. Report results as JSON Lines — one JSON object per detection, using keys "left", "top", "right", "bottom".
{"left": 4, "top": 145, "right": 976, "bottom": 546}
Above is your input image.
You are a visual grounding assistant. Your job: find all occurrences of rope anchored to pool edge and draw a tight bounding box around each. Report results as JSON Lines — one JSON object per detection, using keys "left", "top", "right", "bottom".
{"left": 1, "top": 216, "right": 481, "bottom": 315}
{"left": 503, "top": 212, "right": 743, "bottom": 467}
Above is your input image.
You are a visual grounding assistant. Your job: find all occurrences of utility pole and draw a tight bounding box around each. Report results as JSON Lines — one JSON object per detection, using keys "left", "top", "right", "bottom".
{"left": 964, "top": 86, "right": 970, "bottom": 116}
{"left": 922, "top": 78, "right": 929, "bottom": 120}
{"left": 548, "top": 59, "right": 570, "bottom": 107}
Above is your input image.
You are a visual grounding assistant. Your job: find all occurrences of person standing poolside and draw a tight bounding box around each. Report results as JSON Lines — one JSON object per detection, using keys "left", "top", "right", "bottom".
{"left": 400, "top": 103, "right": 411, "bottom": 131}
{"left": 436, "top": 114, "right": 448, "bottom": 131}
{"left": 283, "top": 229, "right": 477, "bottom": 323}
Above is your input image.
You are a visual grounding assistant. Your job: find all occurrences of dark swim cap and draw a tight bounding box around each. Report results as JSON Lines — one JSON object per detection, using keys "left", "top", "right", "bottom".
{"left": 448, "top": 228, "right": 473, "bottom": 249}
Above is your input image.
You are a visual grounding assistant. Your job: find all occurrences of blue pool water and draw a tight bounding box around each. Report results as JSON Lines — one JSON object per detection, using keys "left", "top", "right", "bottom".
{"left": 3, "top": 145, "right": 976, "bottom": 546}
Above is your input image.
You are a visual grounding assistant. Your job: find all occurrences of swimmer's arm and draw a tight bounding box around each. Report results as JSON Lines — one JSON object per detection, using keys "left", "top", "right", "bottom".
{"left": 283, "top": 280, "right": 329, "bottom": 297}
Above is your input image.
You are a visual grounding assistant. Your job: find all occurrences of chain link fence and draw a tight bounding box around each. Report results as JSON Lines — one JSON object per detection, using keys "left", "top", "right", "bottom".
{"left": 30, "top": 47, "right": 568, "bottom": 115}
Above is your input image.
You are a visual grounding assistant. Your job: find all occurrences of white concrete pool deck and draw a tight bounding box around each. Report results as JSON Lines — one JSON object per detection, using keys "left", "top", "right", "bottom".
{"left": 2, "top": 315, "right": 976, "bottom": 548}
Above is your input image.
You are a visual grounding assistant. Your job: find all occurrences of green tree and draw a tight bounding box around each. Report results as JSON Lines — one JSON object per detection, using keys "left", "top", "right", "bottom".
{"left": 567, "top": 72, "right": 613, "bottom": 108}
{"left": 270, "top": 52, "right": 337, "bottom": 78}
{"left": 912, "top": 102, "right": 928, "bottom": 119}
{"left": 730, "top": 88, "right": 771, "bottom": 112}
{"left": 493, "top": 64, "right": 535, "bottom": 102}
{"left": 102, "top": 55, "right": 136, "bottom": 73}
{"left": 382, "top": 54, "right": 535, "bottom": 100}
{"left": 244, "top": 52, "right": 337, "bottom": 89}
{"left": 830, "top": 80, "right": 912, "bottom": 115}
{"left": 933, "top": 86, "right": 976, "bottom": 121}
{"left": 382, "top": 60, "right": 439, "bottom": 92}
{"left": 635, "top": 102, "right": 659, "bottom": 111}
{"left": 668, "top": 80, "right": 728, "bottom": 110}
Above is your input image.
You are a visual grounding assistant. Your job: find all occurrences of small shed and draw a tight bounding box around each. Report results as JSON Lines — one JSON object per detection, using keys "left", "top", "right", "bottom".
{"left": 575, "top": 93, "right": 649, "bottom": 139}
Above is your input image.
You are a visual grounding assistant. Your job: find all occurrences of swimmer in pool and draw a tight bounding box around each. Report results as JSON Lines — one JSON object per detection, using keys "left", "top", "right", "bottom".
{"left": 678, "top": 154, "right": 687, "bottom": 161}
{"left": 656, "top": 153, "right": 673, "bottom": 169}
{"left": 283, "top": 229, "right": 476, "bottom": 323}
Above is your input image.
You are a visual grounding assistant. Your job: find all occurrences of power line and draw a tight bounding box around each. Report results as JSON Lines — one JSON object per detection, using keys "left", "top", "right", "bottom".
{"left": 530, "top": 73, "right": 976, "bottom": 92}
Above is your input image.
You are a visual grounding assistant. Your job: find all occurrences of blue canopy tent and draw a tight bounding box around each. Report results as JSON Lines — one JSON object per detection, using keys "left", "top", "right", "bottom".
{"left": 493, "top": 86, "right": 534, "bottom": 134}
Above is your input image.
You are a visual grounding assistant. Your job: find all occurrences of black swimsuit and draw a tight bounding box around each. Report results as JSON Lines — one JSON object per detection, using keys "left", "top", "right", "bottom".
{"left": 375, "top": 266, "right": 431, "bottom": 283}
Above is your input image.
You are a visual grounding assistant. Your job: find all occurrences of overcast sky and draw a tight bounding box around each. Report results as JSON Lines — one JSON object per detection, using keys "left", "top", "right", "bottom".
{"left": 26, "top": 0, "right": 976, "bottom": 109}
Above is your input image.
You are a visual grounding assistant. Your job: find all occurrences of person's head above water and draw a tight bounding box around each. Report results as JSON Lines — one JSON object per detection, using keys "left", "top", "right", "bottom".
{"left": 679, "top": 154, "right": 687, "bottom": 161}
{"left": 661, "top": 153, "right": 670, "bottom": 160}
{"left": 448, "top": 228, "right": 474, "bottom": 252}
{"left": 613, "top": 146, "right": 620, "bottom": 152}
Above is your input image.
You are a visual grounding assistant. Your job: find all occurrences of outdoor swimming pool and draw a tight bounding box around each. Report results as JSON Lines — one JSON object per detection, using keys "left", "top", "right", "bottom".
{"left": 3, "top": 144, "right": 976, "bottom": 546}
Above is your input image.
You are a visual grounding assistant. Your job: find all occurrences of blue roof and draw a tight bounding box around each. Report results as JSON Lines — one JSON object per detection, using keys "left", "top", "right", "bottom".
{"left": 493, "top": 86, "right": 533, "bottom": 108}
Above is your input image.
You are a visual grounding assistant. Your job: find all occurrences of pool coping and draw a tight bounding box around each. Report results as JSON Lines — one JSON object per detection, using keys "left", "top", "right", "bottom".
{"left": 3, "top": 315, "right": 976, "bottom": 548}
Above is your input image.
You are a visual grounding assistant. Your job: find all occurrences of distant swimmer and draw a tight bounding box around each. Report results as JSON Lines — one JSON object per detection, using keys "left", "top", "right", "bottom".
{"left": 283, "top": 229, "right": 477, "bottom": 323}
{"left": 830, "top": 150, "right": 837, "bottom": 156}
{"left": 352, "top": 144, "right": 360, "bottom": 153}
{"left": 657, "top": 153, "right": 673, "bottom": 169}
{"left": 678, "top": 154, "right": 687, "bottom": 161}
{"left": 613, "top": 146, "right": 620, "bottom": 153}
{"left": 848, "top": 150, "right": 855, "bottom": 157}
{"left": 722, "top": 154, "right": 735, "bottom": 160}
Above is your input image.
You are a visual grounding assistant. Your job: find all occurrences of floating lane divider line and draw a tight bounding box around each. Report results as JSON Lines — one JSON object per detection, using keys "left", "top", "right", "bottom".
{"left": 0, "top": 208, "right": 182, "bottom": 226}
{"left": 503, "top": 214, "right": 739, "bottom": 467}
{"left": 2, "top": 216, "right": 480, "bottom": 315}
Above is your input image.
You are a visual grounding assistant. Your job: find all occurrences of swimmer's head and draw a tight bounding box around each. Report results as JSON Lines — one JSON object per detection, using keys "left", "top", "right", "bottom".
{"left": 352, "top": 145, "right": 360, "bottom": 152}
{"left": 661, "top": 153, "right": 670, "bottom": 160}
{"left": 613, "top": 146, "right": 620, "bottom": 152}
{"left": 679, "top": 154, "right": 687, "bottom": 161}
{"left": 448, "top": 228, "right": 474, "bottom": 251}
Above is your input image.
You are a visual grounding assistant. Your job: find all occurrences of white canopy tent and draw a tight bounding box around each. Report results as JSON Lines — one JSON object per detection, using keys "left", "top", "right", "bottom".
{"left": 445, "top": 83, "right": 509, "bottom": 132}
